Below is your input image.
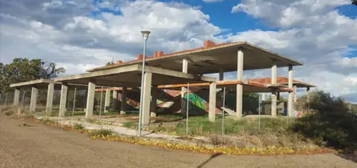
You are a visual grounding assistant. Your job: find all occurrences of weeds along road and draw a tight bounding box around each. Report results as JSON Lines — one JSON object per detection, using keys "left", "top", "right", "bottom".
{"left": 0, "top": 114, "right": 356, "bottom": 168}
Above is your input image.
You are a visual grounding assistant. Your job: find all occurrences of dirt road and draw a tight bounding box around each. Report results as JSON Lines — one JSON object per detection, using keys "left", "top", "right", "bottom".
{"left": 0, "top": 115, "right": 356, "bottom": 168}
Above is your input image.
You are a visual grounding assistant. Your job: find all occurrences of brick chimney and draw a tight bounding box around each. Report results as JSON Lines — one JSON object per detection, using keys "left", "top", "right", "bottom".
{"left": 115, "top": 60, "right": 123, "bottom": 64}
{"left": 203, "top": 40, "right": 216, "bottom": 48}
{"left": 153, "top": 51, "right": 164, "bottom": 57}
{"left": 136, "top": 54, "right": 143, "bottom": 60}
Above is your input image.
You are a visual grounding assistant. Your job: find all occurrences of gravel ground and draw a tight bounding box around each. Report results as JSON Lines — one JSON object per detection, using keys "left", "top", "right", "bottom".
{"left": 0, "top": 114, "right": 356, "bottom": 168}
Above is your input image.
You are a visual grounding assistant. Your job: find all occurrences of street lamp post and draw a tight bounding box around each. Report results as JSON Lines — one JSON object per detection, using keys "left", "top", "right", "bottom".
{"left": 138, "top": 30, "right": 150, "bottom": 136}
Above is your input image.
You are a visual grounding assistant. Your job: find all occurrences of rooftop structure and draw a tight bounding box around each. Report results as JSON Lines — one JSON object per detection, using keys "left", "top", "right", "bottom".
{"left": 9, "top": 40, "right": 307, "bottom": 126}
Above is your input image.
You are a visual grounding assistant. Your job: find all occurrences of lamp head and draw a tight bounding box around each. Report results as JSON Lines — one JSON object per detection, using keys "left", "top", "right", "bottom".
{"left": 141, "top": 30, "right": 151, "bottom": 40}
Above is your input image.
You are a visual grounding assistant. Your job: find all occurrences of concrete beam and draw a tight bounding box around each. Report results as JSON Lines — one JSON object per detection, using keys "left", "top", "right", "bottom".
{"left": 29, "top": 87, "right": 38, "bottom": 113}
{"left": 54, "top": 64, "right": 140, "bottom": 82}
{"left": 219, "top": 69, "right": 224, "bottom": 80}
{"left": 142, "top": 72, "right": 152, "bottom": 126}
{"left": 46, "top": 82, "right": 54, "bottom": 115}
{"left": 120, "top": 87, "right": 127, "bottom": 114}
{"left": 13, "top": 89, "right": 20, "bottom": 106}
{"left": 142, "top": 65, "right": 216, "bottom": 82}
{"left": 287, "top": 65, "right": 294, "bottom": 117}
{"left": 59, "top": 84, "right": 68, "bottom": 117}
{"left": 104, "top": 89, "right": 110, "bottom": 113}
{"left": 85, "top": 81, "right": 96, "bottom": 118}
{"left": 271, "top": 64, "right": 278, "bottom": 117}
{"left": 209, "top": 82, "right": 217, "bottom": 122}
{"left": 10, "top": 79, "right": 52, "bottom": 88}
{"left": 236, "top": 49, "right": 244, "bottom": 118}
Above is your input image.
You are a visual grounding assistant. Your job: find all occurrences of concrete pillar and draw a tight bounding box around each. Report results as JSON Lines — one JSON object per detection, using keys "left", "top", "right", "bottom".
{"left": 29, "top": 87, "right": 38, "bottom": 113}
{"left": 236, "top": 49, "right": 244, "bottom": 118}
{"left": 13, "top": 88, "right": 20, "bottom": 106}
{"left": 112, "top": 90, "right": 118, "bottom": 111}
{"left": 181, "top": 59, "right": 188, "bottom": 98}
{"left": 4, "top": 93, "right": 8, "bottom": 105}
{"left": 287, "top": 65, "right": 294, "bottom": 117}
{"left": 271, "top": 64, "right": 278, "bottom": 117}
{"left": 219, "top": 69, "right": 224, "bottom": 81}
{"left": 85, "top": 81, "right": 96, "bottom": 118}
{"left": 293, "top": 85, "right": 297, "bottom": 102}
{"left": 142, "top": 72, "right": 152, "bottom": 126}
{"left": 209, "top": 82, "right": 217, "bottom": 122}
{"left": 104, "top": 89, "right": 110, "bottom": 113}
{"left": 150, "top": 87, "right": 158, "bottom": 117}
{"left": 59, "top": 84, "right": 68, "bottom": 117}
{"left": 120, "top": 87, "right": 127, "bottom": 114}
{"left": 46, "top": 82, "right": 54, "bottom": 115}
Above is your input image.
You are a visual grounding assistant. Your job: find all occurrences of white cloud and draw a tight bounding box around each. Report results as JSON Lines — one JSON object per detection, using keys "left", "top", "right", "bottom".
{"left": 232, "top": 0, "right": 350, "bottom": 28}
{"left": 42, "top": 0, "right": 63, "bottom": 10}
{"left": 0, "top": 0, "right": 221, "bottom": 74}
{"left": 339, "top": 57, "right": 357, "bottom": 68}
{"left": 230, "top": 0, "right": 357, "bottom": 99}
{"left": 1, "top": 0, "right": 356, "bottom": 102}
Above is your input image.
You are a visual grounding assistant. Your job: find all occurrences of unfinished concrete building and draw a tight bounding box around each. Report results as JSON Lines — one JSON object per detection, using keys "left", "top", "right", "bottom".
{"left": 9, "top": 40, "right": 310, "bottom": 126}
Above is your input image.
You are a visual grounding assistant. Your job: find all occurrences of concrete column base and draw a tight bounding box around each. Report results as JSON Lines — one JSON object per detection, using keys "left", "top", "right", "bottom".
{"left": 112, "top": 90, "right": 119, "bottom": 111}
{"left": 288, "top": 92, "right": 294, "bottom": 117}
{"left": 271, "top": 92, "right": 277, "bottom": 117}
{"left": 142, "top": 72, "right": 152, "bottom": 126}
{"left": 120, "top": 87, "right": 127, "bottom": 115}
{"left": 59, "top": 84, "right": 68, "bottom": 117}
{"left": 209, "top": 82, "right": 216, "bottom": 122}
{"left": 46, "top": 83, "right": 54, "bottom": 116}
{"left": 236, "top": 84, "right": 243, "bottom": 119}
{"left": 29, "top": 87, "right": 38, "bottom": 113}
{"left": 150, "top": 87, "right": 158, "bottom": 118}
{"left": 13, "top": 89, "right": 20, "bottom": 106}
{"left": 85, "top": 82, "right": 96, "bottom": 118}
{"left": 104, "top": 89, "right": 110, "bottom": 113}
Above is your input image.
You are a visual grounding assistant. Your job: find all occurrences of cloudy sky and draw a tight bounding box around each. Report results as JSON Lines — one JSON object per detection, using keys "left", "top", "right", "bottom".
{"left": 0, "top": 0, "right": 356, "bottom": 102}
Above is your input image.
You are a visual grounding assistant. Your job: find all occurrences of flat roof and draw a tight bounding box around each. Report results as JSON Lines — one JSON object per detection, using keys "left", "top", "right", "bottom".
{"left": 10, "top": 79, "right": 53, "bottom": 88}
{"left": 10, "top": 79, "right": 88, "bottom": 89}
{"left": 89, "top": 41, "right": 302, "bottom": 74}
{"left": 54, "top": 64, "right": 216, "bottom": 87}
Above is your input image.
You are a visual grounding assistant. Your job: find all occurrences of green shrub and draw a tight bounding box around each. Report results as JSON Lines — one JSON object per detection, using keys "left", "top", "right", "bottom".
{"left": 5, "top": 111, "right": 14, "bottom": 116}
{"left": 73, "top": 123, "right": 84, "bottom": 130}
{"left": 292, "top": 91, "right": 357, "bottom": 150}
{"left": 122, "top": 121, "right": 136, "bottom": 128}
{"left": 41, "top": 118, "right": 55, "bottom": 125}
{"left": 89, "top": 129, "right": 113, "bottom": 137}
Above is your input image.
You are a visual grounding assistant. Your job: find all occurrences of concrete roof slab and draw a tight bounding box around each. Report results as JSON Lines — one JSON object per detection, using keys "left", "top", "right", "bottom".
{"left": 90, "top": 42, "right": 302, "bottom": 74}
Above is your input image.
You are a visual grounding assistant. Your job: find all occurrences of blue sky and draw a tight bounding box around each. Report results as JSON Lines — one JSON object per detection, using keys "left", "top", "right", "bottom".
{"left": 0, "top": 0, "right": 357, "bottom": 102}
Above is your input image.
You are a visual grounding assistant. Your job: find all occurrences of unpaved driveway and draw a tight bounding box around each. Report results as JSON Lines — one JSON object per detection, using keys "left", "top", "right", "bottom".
{"left": 0, "top": 115, "right": 356, "bottom": 168}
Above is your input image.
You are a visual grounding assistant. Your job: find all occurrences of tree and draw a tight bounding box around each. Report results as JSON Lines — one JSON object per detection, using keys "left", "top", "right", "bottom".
{"left": 0, "top": 58, "right": 65, "bottom": 93}
{"left": 40, "top": 62, "right": 65, "bottom": 79}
